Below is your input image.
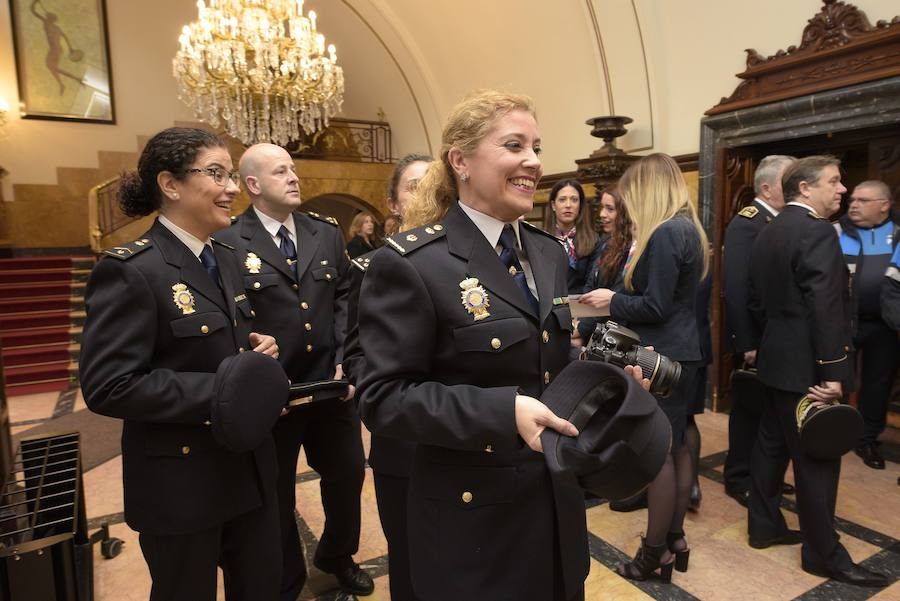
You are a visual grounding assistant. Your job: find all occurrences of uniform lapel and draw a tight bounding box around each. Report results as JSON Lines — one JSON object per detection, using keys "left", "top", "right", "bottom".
{"left": 444, "top": 204, "right": 537, "bottom": 319}
{"left": 293, "top": 213, "right": 320, "bottom": 282}
{"left": 151, "top": 220, "right": 229, "bottom": 313}
{"left": 212, "top": 241, "right": 238, "bottom": 322}
{"left": 240, "top": 208, "right": 297, "bottom": 282}
{"left": 520, "top": 226, "right": 555, "bottom": 324}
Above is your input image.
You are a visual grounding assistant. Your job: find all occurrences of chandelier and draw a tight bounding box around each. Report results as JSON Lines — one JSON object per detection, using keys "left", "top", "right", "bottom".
{"left": 173, "top": 0, "right": 344, "bottom": 146}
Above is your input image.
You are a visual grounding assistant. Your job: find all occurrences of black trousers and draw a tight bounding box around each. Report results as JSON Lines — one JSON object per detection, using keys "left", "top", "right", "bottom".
{"left": 274, "top": 400, "right": 366, "bottom": 601}
{"left": 855, "top": 318, "right": 900, "bottom": 446}
{"left": 374, "top": 471, "right": 417, "bottom": 601}
{"left": 723, "top": 356, "right": 763, "bottom": 494}
{"left": 748, "top": 388, "right": 852, "bottom": 574}
{"left": 138, "top": 482, "right": 281, "bottom": 601}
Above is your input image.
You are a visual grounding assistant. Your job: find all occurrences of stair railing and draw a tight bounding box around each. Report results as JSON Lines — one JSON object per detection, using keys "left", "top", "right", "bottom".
{"left": 88, "top": 176, "right": 142, "bottom": 253}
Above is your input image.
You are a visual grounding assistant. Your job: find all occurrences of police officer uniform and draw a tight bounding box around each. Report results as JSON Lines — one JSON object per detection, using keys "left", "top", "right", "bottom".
{"left": 722, "top": 199, "right": 776, "bottom": 499}
{"left": 215, "top": 207, "right": 365, "bottom": 600}
{"left": 79, "top": 218, "right": 280, "bottom": 601}
{"left": 343, "top": 249, "right": 419, "bottom": 601}
{"left": 357, "top": 202, "right": 587, "bottom": 601}
{"left": 747, "top": 202, "right": 855, "bottom": 575}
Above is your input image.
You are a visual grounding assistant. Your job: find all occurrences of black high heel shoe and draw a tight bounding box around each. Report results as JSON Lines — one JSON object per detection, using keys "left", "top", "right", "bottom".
{"left": 616, "top": 539, "right": 674, "bottom": 582}
{"left": 666, "top": 531, "right": 690, "bottom": 572}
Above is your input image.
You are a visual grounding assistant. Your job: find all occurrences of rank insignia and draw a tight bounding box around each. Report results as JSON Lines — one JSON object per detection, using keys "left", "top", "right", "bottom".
{"left": 460, "top": 277, "right": 490, "bottom": 321}
{"left": 245, "top": 252, "right": 262, "bottom": 274}
{"left": 172, "top": 283, "right": 196, "bottom": 315}
{"left": 553, "top": 296, "right": 569, "bottom": 306}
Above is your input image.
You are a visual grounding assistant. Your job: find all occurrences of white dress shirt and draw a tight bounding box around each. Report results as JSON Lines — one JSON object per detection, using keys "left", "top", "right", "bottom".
{"left": 754, "top": 197, "right": 780, "bottom": 218}
{"left": 254, "top": 206, "right": 297, "bottom": 248}
{"left": 158, "top": 214, "right": 210, "bottom": 260}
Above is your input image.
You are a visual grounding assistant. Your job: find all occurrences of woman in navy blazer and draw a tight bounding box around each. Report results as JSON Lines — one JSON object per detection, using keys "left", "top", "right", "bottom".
{"left": 580, "top": 153, "right": 708, "bottom": 582}
{"left": 543, "top": 179, "right": 602, "bottom": 295}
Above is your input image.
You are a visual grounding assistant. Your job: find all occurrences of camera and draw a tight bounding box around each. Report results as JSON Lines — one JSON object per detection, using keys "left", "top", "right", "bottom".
{"left": 585, "top": 321, "right": 682, "bottom": 397}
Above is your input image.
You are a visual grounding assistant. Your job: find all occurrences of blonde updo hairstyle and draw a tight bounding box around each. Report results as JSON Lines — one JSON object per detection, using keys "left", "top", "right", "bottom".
{"left": 403, "top": 90, "right": 536, "bottom": 230}
{"left": 618, "top": 153, "right": 709, "bottom": 291}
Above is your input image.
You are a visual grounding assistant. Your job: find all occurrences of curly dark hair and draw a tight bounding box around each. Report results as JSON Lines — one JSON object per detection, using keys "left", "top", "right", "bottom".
{"left": 118, "top": 127, "right": 226, "bottom": 217}
{"left": 597, "top": 186, "right": 632, "bottom": 284}
{"left": 388, "top": 153, "right": 434, "bottom": 203}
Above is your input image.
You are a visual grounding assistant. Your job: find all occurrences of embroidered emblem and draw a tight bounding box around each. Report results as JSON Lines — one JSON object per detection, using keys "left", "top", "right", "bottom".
{"left": 552, "top": 296, "right": 569, "bottom": 306}
{"left": 245, "top": 252, "right": 262, "bottom": 274}
{"left": 460, "top": 277, "right": 490, "bottom": 321}
{"left": 738, "top": 206, "right": 758, "bottom": 219}
{"left": 172, "top": 283, "right": 196, "bottom": 315}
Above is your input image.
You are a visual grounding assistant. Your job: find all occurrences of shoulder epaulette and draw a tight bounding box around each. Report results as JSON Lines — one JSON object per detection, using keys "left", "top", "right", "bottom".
{"left": 305, "top": 211, "right": 339, "bottom": 227}
{"left": 350, "top": 249, "right": 378, "bottom": 272}
{"left": 520, "top": 219, "right": 560, "bottom": 242}
{"left": 383, "top": 223, "right": 446, "bottom": 256}
{"left": 211, "top": 237, "right": 235, "bottom": 250}
{"left": 102, "top": 238, "right": 153, "bottom": 260}
{"left": 738, "top": 206, "right": 759, "bottom": 219}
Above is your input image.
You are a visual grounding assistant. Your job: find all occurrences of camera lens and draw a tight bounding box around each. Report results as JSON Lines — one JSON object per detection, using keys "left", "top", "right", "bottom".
{"left": 628, "top": 347, "right": 682, "bottom": 397}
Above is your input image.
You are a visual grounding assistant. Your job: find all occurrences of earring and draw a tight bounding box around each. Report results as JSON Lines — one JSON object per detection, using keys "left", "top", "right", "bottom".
{"left": 460, "top": 173, "right": 470, "bottom": 183}
{"left": 172, "top": 193, "right": 179, "bottom": 200}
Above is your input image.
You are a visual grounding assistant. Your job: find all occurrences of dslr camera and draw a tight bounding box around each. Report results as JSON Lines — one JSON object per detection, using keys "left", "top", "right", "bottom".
{"left": 585, "top": 321, "right": 682, "bottom": 397}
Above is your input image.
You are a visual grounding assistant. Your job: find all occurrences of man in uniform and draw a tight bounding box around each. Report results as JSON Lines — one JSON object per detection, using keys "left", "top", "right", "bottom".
{"left": 835, "top": 180, "right": 899, "bottom": 469}
{"left": 722, "top": 155, "right": 795, "bottom": 506}
{"left": 216, "top": 144, "right": 371, "bottom": 599}
{"left": 748, "top": 155, "right": 887, "bottom": 587}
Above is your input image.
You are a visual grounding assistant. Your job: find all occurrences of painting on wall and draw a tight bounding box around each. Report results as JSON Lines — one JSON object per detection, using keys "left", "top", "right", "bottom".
{"left": 9, "top": 0, "right": 115, "bottom": 123}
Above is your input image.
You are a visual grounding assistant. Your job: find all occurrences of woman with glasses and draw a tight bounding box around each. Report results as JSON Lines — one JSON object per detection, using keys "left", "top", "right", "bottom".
{"left": 79, "top": 127, "right": 281, "bottom": 601}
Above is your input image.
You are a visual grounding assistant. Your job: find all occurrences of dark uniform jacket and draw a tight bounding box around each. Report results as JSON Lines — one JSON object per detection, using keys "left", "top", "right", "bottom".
{"left": 608, "top": 214, "right": 703, "bottom": 362}
{"left": 215, "top": 208, "right": 350, "bottom": 383}
{"left": 723, "top": 200, "right": 774, "bottom": 354}
{"left": 749, "top": 204, "right": 852, "bottom": 393}
{"left": 343, "top": 250, "right": 415, "bottom": 477}
{"left": 79, "top": 220, "right": 275, "bottom": 536}
{"left": 357, "top": 203, "right": 588, "bottom": 601}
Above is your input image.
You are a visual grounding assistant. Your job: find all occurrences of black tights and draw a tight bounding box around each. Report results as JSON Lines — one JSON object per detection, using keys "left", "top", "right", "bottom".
{"left": 645, "top": 441, "right": 693, "bottom": 550}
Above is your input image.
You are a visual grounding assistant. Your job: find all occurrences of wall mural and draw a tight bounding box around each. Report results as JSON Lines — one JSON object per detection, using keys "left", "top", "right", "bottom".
{"left": 9, "top": 0, "right": 115, "bottom": 123}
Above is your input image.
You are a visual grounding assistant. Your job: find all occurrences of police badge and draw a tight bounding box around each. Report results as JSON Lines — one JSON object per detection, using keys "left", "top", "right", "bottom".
{"left": 172, "top": 283, "right": 196, "bottom": 315}
{"left": 245, "top": 252, "right": 262, "bottom": 274}
{"left": 459, "top": 277, "right": 490, "bottom": 321}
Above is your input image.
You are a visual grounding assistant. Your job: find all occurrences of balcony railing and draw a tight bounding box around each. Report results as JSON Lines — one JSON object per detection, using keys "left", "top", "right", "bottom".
{"left": 284, "top": 118, "right": 394, "bottom": 163}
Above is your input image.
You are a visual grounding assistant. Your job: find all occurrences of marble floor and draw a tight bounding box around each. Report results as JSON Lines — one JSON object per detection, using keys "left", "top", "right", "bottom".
{"left": 7, "top": 388, "right": 900, "bottom": 601}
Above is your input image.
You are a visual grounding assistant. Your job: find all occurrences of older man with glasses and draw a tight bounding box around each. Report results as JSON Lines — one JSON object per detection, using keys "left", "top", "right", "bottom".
{"left": 835, "top": 180, "right": 900, "bottom": 470}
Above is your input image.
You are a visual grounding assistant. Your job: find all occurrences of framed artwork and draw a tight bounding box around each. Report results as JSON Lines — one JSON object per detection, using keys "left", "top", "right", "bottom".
{"left": 8, "top": 0, "right": 115, "bottom": 123}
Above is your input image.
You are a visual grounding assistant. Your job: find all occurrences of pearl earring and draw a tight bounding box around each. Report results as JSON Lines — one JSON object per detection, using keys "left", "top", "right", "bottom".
{"left": 460, "top": 173, "right": 470, "bottom": 183}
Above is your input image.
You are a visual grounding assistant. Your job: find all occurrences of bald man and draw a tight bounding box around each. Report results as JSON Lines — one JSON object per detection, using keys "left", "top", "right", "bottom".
{"left": 216, "top": 144, "right": 371, "bottom": 598}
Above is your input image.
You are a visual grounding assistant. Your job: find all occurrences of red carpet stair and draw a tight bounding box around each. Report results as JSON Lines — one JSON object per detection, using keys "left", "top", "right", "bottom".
{"left": 0, "top": 256, "right": 94, "bottom": 397}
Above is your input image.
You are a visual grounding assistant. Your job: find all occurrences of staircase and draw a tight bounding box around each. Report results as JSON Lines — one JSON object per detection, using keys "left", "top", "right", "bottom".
{"left": 0, "top": 256, "right": 94, "bottom": 397}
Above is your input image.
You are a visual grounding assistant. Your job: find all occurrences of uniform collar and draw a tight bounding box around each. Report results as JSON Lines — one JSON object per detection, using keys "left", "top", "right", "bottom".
{"left": 253, "top": 205, "right": 296, "bottom": 240}
{"left": 754, "top": 198, "right": 780, "bottom": 217}
{"left": 457, "top": 201, "right": 523, "bottom": 250}
{"left": 158, "top": 214, "right": 209, "bottom": 259}
{"left": 786, "top": 200, "right": 818, "bottom": 216}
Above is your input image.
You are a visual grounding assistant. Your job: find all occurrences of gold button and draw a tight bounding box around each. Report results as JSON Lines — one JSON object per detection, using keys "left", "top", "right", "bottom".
{"left": 239, "top": 347, "right": 245, "bottom": 353}
{"left": 292, "top": 284, "right": 299, "bottom": 290}
{"left": 250, "top": 310, "right": 256, "bottom": 317}
{"left": 181, "top": 446, "right": 190, "bottom": 455}
{"left": 485, "top": 444, "right": 494, "bottom": 453}
{"left": 406, "top": 234, "right": 418, "bottom": 242}
{"left": 433, "top": 224, "right": 443, "bottom": 231}
{"left": 462, "top": 491, "right": 473, "bottom": 503}
{"left": 203, "top": 420, "right": 211, "bottom": 426}
{"left": 542, "top": 330, "right": 549, "bottom": 343}
{"left": 425, "top": 227, "right": 434, "bottom": 234}
{"left": 253, "top": 282, "right": 261, "bottom": 289}
{"left": 544, "top": 371, "right": 550, "bottom": 384}
{"left": 325, "top": 273, "right": 333, "bottom": 281}
{"left": 305, "top": 323, "right": 312, "bottom": 331}
{"left": 301, "top": 302, "right": 309, "bottom": 310}
{"left": 490, "top": 337, "right": 501, "bottom": 350}
{"left": 200, "top": 325, "right": 209, "bottom": 334}
{"left": 306, "top": 345, "right": 313, "bottom": 352}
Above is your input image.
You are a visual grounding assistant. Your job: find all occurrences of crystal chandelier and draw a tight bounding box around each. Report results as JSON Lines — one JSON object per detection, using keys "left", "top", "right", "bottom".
{"left": 173, "top": 0, "right": 344, "bottom": 146}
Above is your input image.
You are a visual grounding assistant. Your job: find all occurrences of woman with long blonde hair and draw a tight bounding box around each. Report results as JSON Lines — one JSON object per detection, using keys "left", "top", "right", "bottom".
{"left": 580, "top": 153, "right": 708, "bottom": 582}
{"left": 346, "top": 211, "right": 378, "bottom": 259}
{"left": 357, "top": 90, "right": 591, "bottom": 600}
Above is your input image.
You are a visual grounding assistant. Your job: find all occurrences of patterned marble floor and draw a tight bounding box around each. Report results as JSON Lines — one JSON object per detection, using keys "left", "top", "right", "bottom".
{"left": 8, "top": 388, "right": 900, "bottom": 601}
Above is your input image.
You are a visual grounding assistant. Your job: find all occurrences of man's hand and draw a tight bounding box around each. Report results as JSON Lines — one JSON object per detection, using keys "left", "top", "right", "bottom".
{"left": 249, "top": 333, "right": 278, "bottom": 359}
{"left": 743, "top": 350, "right": 757, "bottom": 366}
{"left": 624, "top": 365, "right": 651, "bottom": 392}
{"left": 335, "top": 365, "right": 355, "bottom": 401}
{"left": 515, "top": 395, "right": 578, "bottom": 453}
{"left": 579, "top": 288, "right": 615, "bottom": 310}
{"left": 806, "top": 380, "right": 842, "bottom": 404}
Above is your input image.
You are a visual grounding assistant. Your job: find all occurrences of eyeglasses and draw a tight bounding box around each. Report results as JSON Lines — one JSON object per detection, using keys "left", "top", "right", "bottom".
{"left": 848, "top": 196, "right": 887, "bottom": 204}
{"left": 184, "top": 167, "right": 241, "bottom": 187}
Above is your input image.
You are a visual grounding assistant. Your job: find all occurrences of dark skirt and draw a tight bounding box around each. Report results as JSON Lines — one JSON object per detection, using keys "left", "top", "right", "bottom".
{"left": 657, "top": 362, "right": 703, "bottom": 446}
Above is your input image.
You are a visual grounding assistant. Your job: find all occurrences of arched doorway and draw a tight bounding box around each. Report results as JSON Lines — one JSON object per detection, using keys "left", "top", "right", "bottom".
{"left": 302, "top": 193, "right": 385, "bottom": 240}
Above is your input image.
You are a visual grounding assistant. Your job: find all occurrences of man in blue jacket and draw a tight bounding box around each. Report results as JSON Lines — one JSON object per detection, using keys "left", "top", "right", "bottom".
{"left": 835, "top": 180, "right": 899, "bottom": 470}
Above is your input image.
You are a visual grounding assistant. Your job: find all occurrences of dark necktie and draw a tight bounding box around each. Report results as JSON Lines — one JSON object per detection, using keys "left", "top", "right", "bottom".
{"left": 498, "top": 224, "right": 539, "bottom": 314}
{"left": 278, "top": 225, "right": 298, "bottom": 279}
{"left": 199, "top": 245, "right": 222, "bottom": 288}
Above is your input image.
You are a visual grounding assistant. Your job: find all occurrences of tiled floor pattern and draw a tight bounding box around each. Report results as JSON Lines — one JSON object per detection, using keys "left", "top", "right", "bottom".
{"left": 8, "top": 388, "right": 900, "bottom": 600}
